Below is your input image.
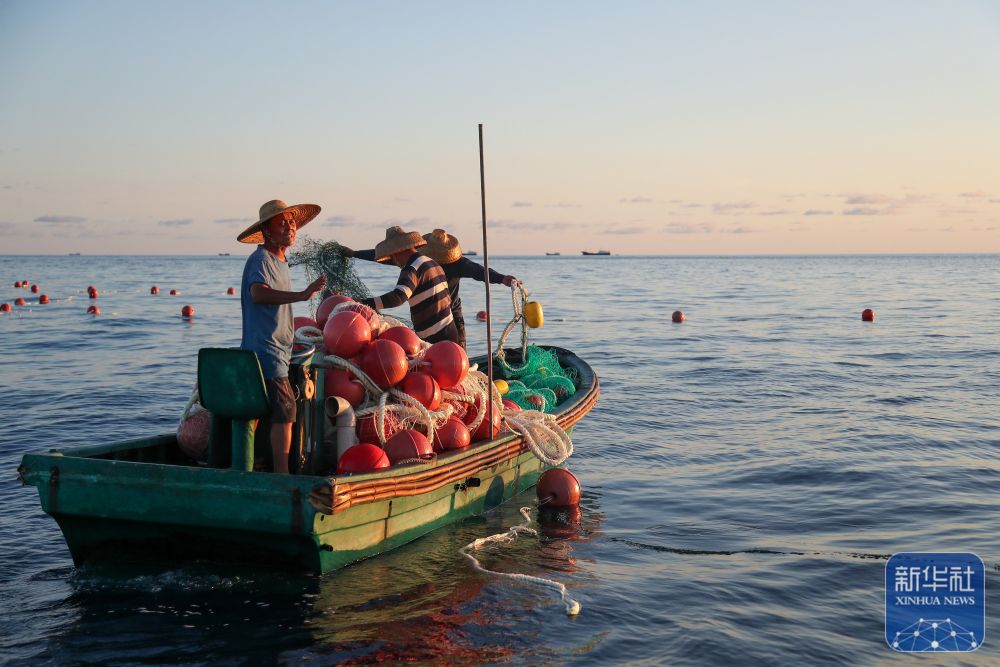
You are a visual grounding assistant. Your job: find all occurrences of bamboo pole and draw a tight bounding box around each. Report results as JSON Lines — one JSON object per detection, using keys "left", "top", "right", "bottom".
{"left": 478, "top": 124, "right": 494, "bottom": 436}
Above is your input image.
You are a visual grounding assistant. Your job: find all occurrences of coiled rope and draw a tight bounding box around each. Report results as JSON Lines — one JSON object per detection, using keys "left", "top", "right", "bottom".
{"left": 460, "top": 506, "right": 581, "bottom": 616}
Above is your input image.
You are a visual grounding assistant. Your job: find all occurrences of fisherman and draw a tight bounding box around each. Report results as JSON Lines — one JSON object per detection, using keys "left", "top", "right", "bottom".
{"left": 341, "top": 229, "right": 517, "bottom": 348}
{"left": 356, "top": 226, "right": 460, "bottom": 344}
{"left": 238, "top": 199, "right": 326, "bottom": 474}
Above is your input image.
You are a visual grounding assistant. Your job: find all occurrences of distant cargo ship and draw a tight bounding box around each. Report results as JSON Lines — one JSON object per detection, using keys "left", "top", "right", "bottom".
{"left": 462, "top": 250, "right": 478, "bottom": 256}
{"left": 581, "top": 250, "right": 610, "bottom": 256}
{"left": 545, "top": 252, "right": 561, "bottom": 256}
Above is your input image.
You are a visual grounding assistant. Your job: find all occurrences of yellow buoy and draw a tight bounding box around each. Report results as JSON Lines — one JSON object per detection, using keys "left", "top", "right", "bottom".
{"left": 525, "top": 301, "right": 544, "bottom": 328}
{"left": 494, "top": 379, "right": 509, "bottom": 395}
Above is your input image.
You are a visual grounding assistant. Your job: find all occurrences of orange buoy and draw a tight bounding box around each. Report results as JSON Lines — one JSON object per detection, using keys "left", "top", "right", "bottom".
{"left": 360, "top": 339, "right": 409, "bottom": 389}
{"left": 384, "top": 429, "right": 433, "bottom": 464}
{"left": 169, "top": 289, "right": 179, "bottom": 296}
{"left": 323, "top": 310, "right": 372, "bottom": 358}
{"left": 380, "top": 326, "right": 422, "bottom": 356}
{"left": 30, "top": 284, "right": 39, "bottom": 293}
{"left": 464, "top": 396, "right": 501, "bottom": 442}
{"left": 422, "top": 341, "right": 470, "bottom": 389}
{"left": 324, "top": 368, "right": 366, "bottom": 407}
{"left": 38, "top": 294, "right": 50, "bottom": 305}
{"left": 537, "top": 468, "right": 581, "bottom": 507}
{"left": 12, "top": 282, "right": 20, "bottom": 288}
{"left": 339, "top": 302, "right": 380, "bottom": 336}
{"left": 476, "top": 310, "right": 487, "bottom": 321}
{"left": 0, "top": 303, "right": 10, "bottom": 312}
{"left": 150, "top": 286, "right": 159, "bottom": 295}
{"left": 87, "top": 305, "right": 101, "bottom": 314}
{"left": 337, "top": 443, "right": 390, "bottom": 474}
{"left": 355, "top": 413, "right": 403, "bottom": 445}
{"left": 315, "top": 294, "right": 354, "bottom": 328}
{"left": 862, "top": 308, "right": 875, "bottom": 322}
{"left": 294, "top": 315, "right": 318, "bottom": 331}
{"left": 400, "top": 371, "right": 442, "bottom": 410}
{"left": 181, "top": 305, "right": 195, "bottom": 317}
{"left": 88, "top": 288, "right": 99, "bottom": 299}
{"left": 502, "top": 398, "right": 521, "bottom": 411}
{"left": 433, "top": 416, "right": 471, "bottom": 452}
{"left": 14, "top": 297, "right": 27, "bottom": 306}
{"left": 86, "top": 285, "right": 94, "bottom": 292}
{"left": 226, "top": 287, "right": 236, "bottom": 295}
{"left": 672, "top": 310, "right": 685, "bottom": 323}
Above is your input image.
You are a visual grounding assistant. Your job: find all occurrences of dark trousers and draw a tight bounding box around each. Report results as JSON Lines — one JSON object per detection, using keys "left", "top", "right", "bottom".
{"left": 425, "top": 321, "right": 461, "bottom": 346}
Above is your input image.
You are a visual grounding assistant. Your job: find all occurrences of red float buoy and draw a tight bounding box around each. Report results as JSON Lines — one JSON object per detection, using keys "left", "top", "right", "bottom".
{"left": 464, "top": 396, "right": 501, "bottom": 442}
{"left": 316, "top": 294, "right": 354, "bottom": 328}
{"left": 476, "top": 310, "right": 488, "bottom": 321}
{"left": 294, "top": 315, "right": 318, "bottom": 331}
{"left": 324, "top": 368, "right": 366, "bottom": 407}
{"left": 0, "top": 303, "right": 11, "bottom": 312}
{"left": 672, "top": 310, "right": 685, "bottom": 323}
{"left": 30, "top": 284, "right": 39, "bottom": 293}
{"left": 14, "top": 297, "right": 27, "bottom": 306}
{"left": 338, "top": 302, "right": 380, "bottom": 335}
{"left": 433, "top": 416, "right": 471, "bottom": 452}
{"left": 12, "top": 282, "right": 20, "bottom": 288}
{"left": 181, "top": 305, "right": 195, "bottom": 317}
{"left": 38, "top": 295, "right": 49, "bottom": 305}
{"left": 87, "top": 305, "right": 101, "bottom": 314}
{"left": 88, "top": 288, "right": 99, "bottom": 299}
{"left": 862, "top": 308, "right": 875, "bottom": 322}
{"left": 384, "top": 429, "right": 433, "bottom": 464}
{"left": 21, "top": 280, "right": 29, "bottom": 287}
{"left": 537, "top": 468, "right": 581, "bottom": 507}
{"left": 323, "top": 310, "right": 372, "bottom": 358}
{"left": 501, "top": 398, "right": 521, "bottom": 412}
{"left": 400, "top": 371, "right": 442, "bottom": 410}
{"left": 360, "top": 339, "right": 409, "bottom": 389}
{"left": 226, "top": 287, "right": 236, "bottom": 295}
{"left": 169, "top": 289, "right": 179, "bottom": 296}
{"left": 337, "top": 443, "right": 390, "bottom": 474}
{"left": 150, "top": 286, "right": 159, "bottom": 295}
{"left": 422, "top": 341, "right": 469, "bottom": 389}
{"left": 380, "top": 326, "right": 422, "bottom": 357}
{"left": 177, "top": 409, "right": 211, "bottom": 460}
{"left": 355, "top": 413, "right": 403, "bottom": 445}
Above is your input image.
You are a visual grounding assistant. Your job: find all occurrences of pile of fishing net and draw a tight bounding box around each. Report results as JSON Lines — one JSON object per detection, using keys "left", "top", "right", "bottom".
{"left": 289, "top": 236, "right": 371, "bottom": 311}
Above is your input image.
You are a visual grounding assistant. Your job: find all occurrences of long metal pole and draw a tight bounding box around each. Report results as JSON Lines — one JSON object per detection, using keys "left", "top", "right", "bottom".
{"left": 479, "top": 124, "right": 493, "bottom": 426}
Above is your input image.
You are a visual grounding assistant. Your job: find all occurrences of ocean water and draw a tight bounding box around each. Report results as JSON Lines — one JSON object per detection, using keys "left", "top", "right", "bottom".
{"left": 1, "top": 253, "right": 998, "bottom": 666}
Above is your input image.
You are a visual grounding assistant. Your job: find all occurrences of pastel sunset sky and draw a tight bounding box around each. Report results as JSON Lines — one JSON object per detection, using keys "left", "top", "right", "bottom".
{"left": 1, "top": 1, "right": 998, "bottom": 255}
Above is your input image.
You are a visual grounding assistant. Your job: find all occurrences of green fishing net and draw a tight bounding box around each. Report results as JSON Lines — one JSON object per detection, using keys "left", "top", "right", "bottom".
{"left": 289, "top": 236, "right": 371, "bottom": 314}
{"left": 497, "top": 345, "right": 578, "bottom": 413}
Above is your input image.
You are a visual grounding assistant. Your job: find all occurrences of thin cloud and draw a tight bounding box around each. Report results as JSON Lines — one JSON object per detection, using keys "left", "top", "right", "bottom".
{"left": 803, "top": 209, "right": 834, "bottom": 215}
{"left": 681, "top": 203, "right": 705, "bottom": 208}
{"left": 842, "top": 207, "right": 886, "bottom": 216}
{"left": 512, "top": 201, "right": 533, "bottom": 207}
{"left": 0, "top": 222, "right": 22, "bottom": 235}
{"left": 34, "top": 215, "right": 87, "bottom": 223}
{"left": 621, "top": 196, "right": 652, "bottom": 204}
{"left": 712, "top": 201, "right": 757, "bottom": 214}
{"left": 393, "top": 197, "right": 410, "bottom": 203}
{"left": 600, "top": 225, "right": 649, "bottom": 235}
{"left": 662, "top": 222, "right": 715, "bottom": 234}
{"left": 159, "top": 218, "right": 193, "bottom": 226}
{"left": 324, "top": 215, "right": 355, "bottom": 227}
{"left": 757, "top": 209, "right": 792, "bottom": 216}
{"left": 990, "top": 199, "right": 1000, "bottom": 204}
{"left": 720, "top": 226, "right": 753, "bottom": 234}
{"left": 489, "top": 219, "right": 586, "bottom": 232}
{"left": 844, "top": 194, "right": 892, "bottom": 205}
{"left": 958, "top": 191, "right": 989, "bottom": 198}
{"left": 214, "top": 217, "right": 254, "bottom": 225}
{"left": 544, "top": 202, "right": 580, "bottom": 208}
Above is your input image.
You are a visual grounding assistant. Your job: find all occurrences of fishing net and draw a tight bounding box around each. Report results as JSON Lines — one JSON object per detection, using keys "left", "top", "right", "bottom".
{"left": 289, "top": 236, "right": 371, "bottom": 313}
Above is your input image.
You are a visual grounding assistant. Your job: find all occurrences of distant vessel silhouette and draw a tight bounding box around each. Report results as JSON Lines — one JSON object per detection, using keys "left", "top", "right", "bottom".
{"left": 218, "top": 253, "right": 231, "bottom": 256}
{"left": 462, "top": 250, "right": 478, "bottom": 256}
{"left": 545, "top": 252, "right": 561, "bottom": 256}
{"left": 581, "top": 250, "right": 610, "bottom": 256}
{"left": 68, "top": 252, "right": 81, "bottom": 256}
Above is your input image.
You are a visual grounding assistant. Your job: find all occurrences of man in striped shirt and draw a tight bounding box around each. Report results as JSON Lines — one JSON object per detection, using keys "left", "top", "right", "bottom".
{"left": 360, "top": 226, "right": 460, "bottom": 344}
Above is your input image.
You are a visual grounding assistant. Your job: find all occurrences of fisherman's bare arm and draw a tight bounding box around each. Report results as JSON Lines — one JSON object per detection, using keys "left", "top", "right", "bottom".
{"left": 250, "top": 275, "right": 326, "bottom": 304}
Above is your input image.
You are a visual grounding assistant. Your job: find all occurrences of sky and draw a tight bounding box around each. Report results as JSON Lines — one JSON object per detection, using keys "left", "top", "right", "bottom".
{"left": 1, "top": 0, "right": 998, "bottom": 255}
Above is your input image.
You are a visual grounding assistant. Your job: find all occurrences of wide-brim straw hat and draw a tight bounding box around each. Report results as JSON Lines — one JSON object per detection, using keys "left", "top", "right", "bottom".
{"left": 420, "top": 228, "right": 462, "bottom": 265}
{"left": 237, "top": 199, "right": 321, "bottom": 244}
{"left": 374, "top": 226, "right": 426, "bottom": 262}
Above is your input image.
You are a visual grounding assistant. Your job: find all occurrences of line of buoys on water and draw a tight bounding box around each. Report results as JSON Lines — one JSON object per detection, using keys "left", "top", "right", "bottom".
{"left": 30, "top": 284, "right": 39, "bottom": 293}
{"left": 181, "top": 305, "right": 195, "bottom": 318}
{"left": 476, "top": 310, "right": 487, "bottom": 321}
{"left": 862, "top": 308, "right": 875, "bottom": 322}
{"left": 14, "top": 297, "right": 27, "bottom": 306}
{"left": 87, "top": 305, "right": 100, "bottom": 314}
{"left": 0, "top": 303, "right": 10, "bottom": 312}
{"left": 672, "top": 310, "right": 685, "bottom": 323}
{"left": 226, "top": 287, "right": 236, "bottom": 295}
{"left": 88, "top": 286, "right": 99, "bottom": 299}
{"left": 169, "top": 289, "right": 180, "bottom": 295}
{"left": 150, "top": 286, "right": 159, "bottom": 294}
{"left": 38, "top": 295, "right": 49, "bottom": 305}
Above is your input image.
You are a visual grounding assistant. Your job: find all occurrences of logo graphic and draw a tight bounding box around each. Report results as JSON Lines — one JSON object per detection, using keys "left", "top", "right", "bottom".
{"left": 886, "top": 552, "right": 985, "bottom": 652}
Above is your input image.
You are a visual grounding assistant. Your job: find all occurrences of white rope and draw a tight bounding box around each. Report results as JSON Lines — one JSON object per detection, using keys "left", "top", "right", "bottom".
{"left": 460, "top": 506, "right": 581, "bottom": 616}
{"left": 504, "top": 410, "right": 574, "bottom": 466}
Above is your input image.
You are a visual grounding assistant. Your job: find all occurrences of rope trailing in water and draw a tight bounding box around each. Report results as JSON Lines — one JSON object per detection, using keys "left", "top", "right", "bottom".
{"left": 461, "top": 506, "right": 581, "bottom": 616}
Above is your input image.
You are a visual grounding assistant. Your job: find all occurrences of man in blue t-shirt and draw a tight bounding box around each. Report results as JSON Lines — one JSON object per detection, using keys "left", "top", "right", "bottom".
{"left": 238, "top": 199, "right": 326, "bottom": 473}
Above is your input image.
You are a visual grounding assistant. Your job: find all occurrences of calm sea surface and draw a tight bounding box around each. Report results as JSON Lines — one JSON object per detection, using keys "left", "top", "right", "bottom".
{"left": 1, "top": 253, "right": 998, "bottom": 666}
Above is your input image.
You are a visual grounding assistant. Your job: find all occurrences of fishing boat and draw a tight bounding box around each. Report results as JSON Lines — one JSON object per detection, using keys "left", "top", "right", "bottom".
{"left": 581, "top": 250, "right": 610, "bottom": 256}
{"left": 18, "top": 345, "right": 598, "bottom": 574}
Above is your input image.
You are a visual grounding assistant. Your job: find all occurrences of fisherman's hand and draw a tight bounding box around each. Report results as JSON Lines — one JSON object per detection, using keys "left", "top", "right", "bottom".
{"left": 502, "top": 275, "right": 518, "bottom": 287}
{"left": 302, "top": 275, "right": 327, "bottom": 301}
{"left": 339, "top": 245, "right": 355, "bottom": 258}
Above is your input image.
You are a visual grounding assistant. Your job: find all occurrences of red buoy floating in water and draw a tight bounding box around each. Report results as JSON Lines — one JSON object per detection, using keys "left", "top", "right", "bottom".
{"left": 30, "top": 284, "right": 39, "bottom": 293}
{"left": 315, "top": 294, "right": 354, "bottom": 328}
{"left": 400, "top": 371, "right": 442, "bottom": 410}
{"left": 422, "top": 341, "right": 469, "bottom": 389}
{"left": 87, "top": 305, "right": 101, "bottom": 314}
{"left": 380, "top": 326, "right": 422, "bottom": 357}
{"left": 324, "top": 368, "right": 366, "bottom": 407}
{"left": 862, "top": 308, "right": 875, "bottom": 322}
{"left": 672, "top": 310, "right": 684, "bottom": 323}
{"left": 88, "top": 288, "right": 99, "bottom": 299}
{"left": 337, "top": 443, "right": 390, "bottom": 474}
{"left": 38, "top": 295, "right": 50, "bottom": 305}
{"left": 433, "top": 416, "right": 471, "bottom": 452}
{"left": 226, "top": 287, "right": 236, "bottom": 295}
{"left": 181, "top": 305, "right": 195, "bottom": 318}
{"left": 323, "top": 310, "right": 372, "bottom": 358}
{"left": 537, "top": 468, "right": 581, "bottom": 507}
{"left": 360, "top": 339, "right": 409, "bottom": 389}
{"left": 0, "top": 303, "right": 11, "bottom": 312}
{"left": 150, "top": 286, "right": 159, "bottom": 295}
{"left": 169, "top": 289, "right": 179, "bottom": 296}
{"left": 384, "top": 429, "right": 433, "bottom": 464}
{"left": 476, "top": 310, "right": 487, "bottom": 321}
{"left": 12, "top": 282, "right": 20, "bottom": 288}
{"left": 14, "top": 297, "right": 27, "bottom": 306}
